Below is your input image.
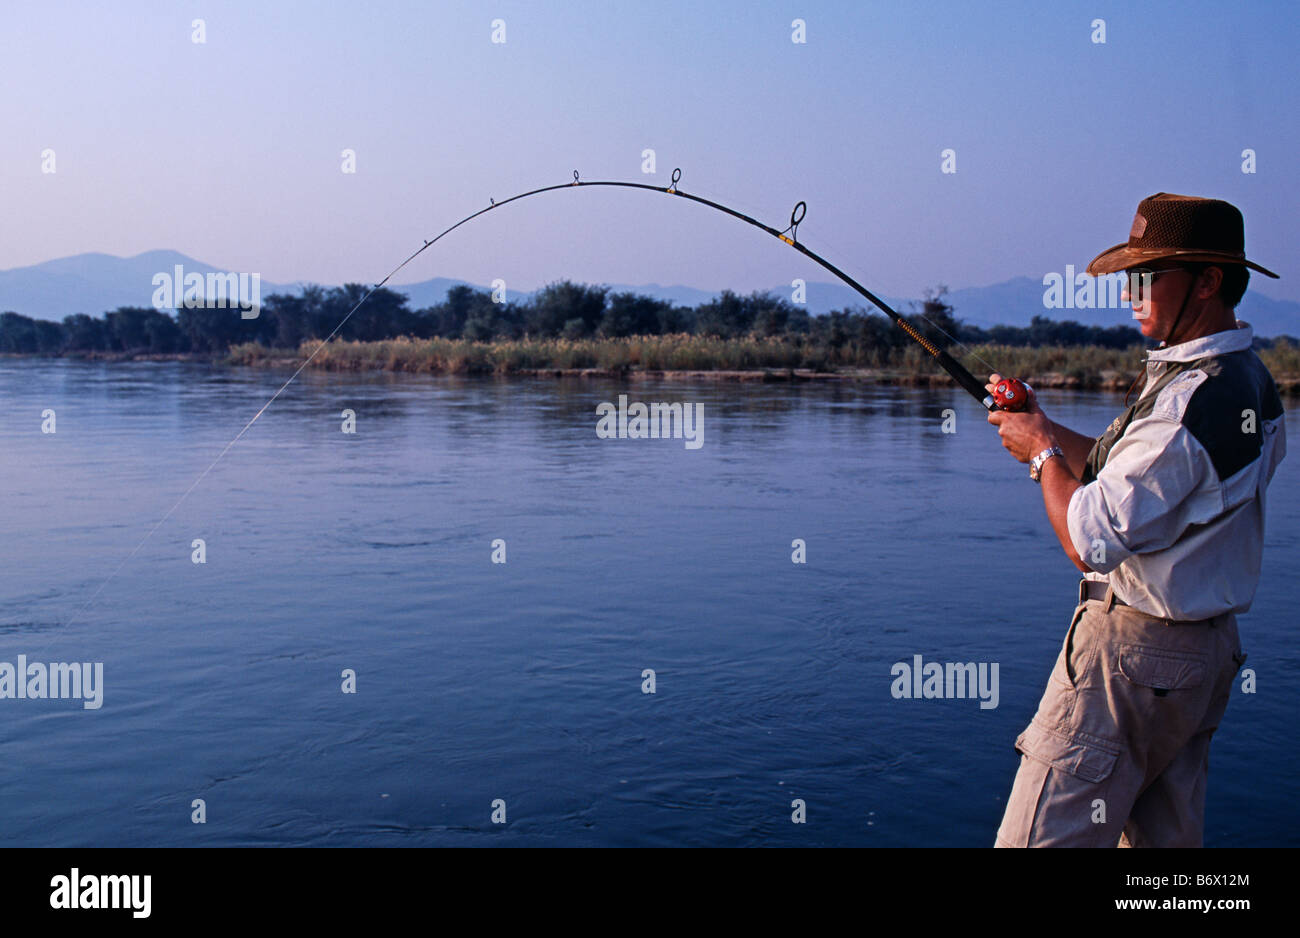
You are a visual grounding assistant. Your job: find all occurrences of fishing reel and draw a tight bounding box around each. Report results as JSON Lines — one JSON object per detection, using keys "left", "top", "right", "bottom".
{"left": 992, "top": 377, "right": 1033, "bottom": 412}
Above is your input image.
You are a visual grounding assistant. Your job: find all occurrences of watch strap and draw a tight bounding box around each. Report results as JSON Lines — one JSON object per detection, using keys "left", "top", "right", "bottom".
{"left": 1030, "top": 444, "right": 1065, "bottom": 482}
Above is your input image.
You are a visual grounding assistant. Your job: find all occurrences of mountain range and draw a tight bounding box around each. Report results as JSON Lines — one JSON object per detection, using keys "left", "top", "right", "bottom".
{"left": 2, "top": 250, "right": 1295, "bottom": 337}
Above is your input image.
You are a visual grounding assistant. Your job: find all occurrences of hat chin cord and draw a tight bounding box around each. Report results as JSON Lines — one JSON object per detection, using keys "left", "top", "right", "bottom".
{"left": 1125, "top": 272, "right": 1199, "bottom": 406}
{"left": 1162, "top": 272, "right": 1199, "bottom": 348}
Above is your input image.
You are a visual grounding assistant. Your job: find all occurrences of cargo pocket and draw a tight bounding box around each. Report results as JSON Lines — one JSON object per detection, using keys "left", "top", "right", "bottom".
{"left": 998, "top": 721, "right": 1121, "bottom": 846}
{"left": 1016, "top": 720, "right": 1119, "bottom": 784}
{"left": 1117, "top": 644, "right": 1206, "bottom": 694}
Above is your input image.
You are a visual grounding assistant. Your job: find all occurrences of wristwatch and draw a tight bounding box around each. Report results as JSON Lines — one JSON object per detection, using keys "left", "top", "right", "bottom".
{"left": 1029, "top": 444, "right": 1065, "bottom": 482}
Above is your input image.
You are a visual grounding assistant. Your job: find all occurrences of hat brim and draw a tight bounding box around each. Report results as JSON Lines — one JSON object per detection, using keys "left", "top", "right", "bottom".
{"left": 1086, "top": 242, "right": 1279, "bottom": 278}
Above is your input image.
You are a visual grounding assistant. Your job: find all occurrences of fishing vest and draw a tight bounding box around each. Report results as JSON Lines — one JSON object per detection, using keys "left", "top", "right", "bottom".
{"left": 1081, "top": 348, "right": 1284, "bottom": 486}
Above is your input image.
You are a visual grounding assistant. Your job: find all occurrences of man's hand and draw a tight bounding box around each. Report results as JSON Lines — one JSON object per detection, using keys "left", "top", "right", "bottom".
{"left": 986, "top": 373, "right": 1055, "bottom": 463}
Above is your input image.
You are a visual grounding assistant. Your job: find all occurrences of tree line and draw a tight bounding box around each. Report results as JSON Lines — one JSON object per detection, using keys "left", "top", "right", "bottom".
{"left": 0, "top": 281, "right": 1160, "bottom": 355}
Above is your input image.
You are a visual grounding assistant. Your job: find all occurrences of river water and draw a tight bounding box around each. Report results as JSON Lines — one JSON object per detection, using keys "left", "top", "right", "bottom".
{"left": 1, "top": 359, "right": 1296, "bottom": 846}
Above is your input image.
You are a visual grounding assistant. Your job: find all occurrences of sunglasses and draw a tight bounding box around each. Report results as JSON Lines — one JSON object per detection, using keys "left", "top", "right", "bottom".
{"left": 1124, "top": 266, "right": 1191, "bottom": 300}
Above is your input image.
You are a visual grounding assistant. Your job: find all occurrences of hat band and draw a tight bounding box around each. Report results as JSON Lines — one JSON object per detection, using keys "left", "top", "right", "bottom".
{"left": 1128, "top": 247, "right": 1246, "bottom": 259}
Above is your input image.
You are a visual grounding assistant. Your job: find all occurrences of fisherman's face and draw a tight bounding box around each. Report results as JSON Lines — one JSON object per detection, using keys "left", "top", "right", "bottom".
{"left": 1123, "top": 265, "right": 1196, "bottom": 340}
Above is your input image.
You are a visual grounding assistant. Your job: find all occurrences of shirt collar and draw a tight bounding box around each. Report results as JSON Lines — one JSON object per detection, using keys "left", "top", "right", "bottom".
{"left": 1146, "top": 320, "right": 1254, "bottom": 363}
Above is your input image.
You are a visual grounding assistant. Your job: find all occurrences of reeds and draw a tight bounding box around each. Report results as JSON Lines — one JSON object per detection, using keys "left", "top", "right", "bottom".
{"left": 222, "top": 335, "right": 1300, "bottom": 391}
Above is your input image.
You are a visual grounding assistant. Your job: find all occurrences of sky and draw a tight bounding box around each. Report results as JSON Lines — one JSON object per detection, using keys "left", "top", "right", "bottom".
{"left": 3, "top": 0, "right": 1296, "bottom": 301}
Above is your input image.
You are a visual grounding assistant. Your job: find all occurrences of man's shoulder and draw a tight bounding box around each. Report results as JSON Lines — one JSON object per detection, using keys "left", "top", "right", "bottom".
{"left": 1148, "top": 349, "right": 1282, "bottom": 481}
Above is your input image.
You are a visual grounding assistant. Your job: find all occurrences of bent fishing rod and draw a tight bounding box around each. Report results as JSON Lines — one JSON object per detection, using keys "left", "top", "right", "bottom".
{"left": 27, "top": 167, "right": 1032, "bottom": 645}
{"left": 349, "top": 167, "right": 1032, "bottom": 412}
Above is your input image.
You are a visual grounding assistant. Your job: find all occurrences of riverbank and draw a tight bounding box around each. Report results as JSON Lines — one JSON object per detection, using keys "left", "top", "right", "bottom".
{"left": 222, "top": 335, "right": 1300, "bottom": 393}
{"left": 8, "top": 334, "right": 1300, "bottom": 393}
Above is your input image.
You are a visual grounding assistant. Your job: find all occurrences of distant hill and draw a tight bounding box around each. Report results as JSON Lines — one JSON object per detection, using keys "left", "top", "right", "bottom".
{"left": 941, "top": 276, "right": 1299, "bottom": 338}
{"left": 2, "top": 251, "right": 1295, "bottom": 337}
{"left": 0, "top": 251, "right": 296, "bottom": 318}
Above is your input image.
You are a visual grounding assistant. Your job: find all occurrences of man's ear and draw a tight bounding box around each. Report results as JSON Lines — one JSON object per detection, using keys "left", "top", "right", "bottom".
{"left": 1197, "top": 264, "right": 1224, "bottom": 300}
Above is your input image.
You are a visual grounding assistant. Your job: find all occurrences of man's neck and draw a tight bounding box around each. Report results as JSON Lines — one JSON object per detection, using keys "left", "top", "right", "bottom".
{"left": 1164, "top": 307, "right": 1236, "bottom": 348}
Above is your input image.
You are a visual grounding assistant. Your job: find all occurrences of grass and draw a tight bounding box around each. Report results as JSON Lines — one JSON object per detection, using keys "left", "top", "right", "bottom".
{"left": 226, "top": 335, "right": 816, "bottom": 374}
{"left": 224, "top": 335, "right": 1300, "bottom": 391}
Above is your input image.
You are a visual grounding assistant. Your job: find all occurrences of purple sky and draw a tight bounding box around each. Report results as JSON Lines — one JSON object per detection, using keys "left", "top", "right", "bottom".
{"left": 4, "top": 0, "right": 1295, "bottom": 301}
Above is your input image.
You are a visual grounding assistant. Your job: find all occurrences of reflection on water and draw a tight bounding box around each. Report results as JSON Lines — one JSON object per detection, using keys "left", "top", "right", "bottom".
{"left": 1, "top": 359, "right": 1296, "bottom": 846}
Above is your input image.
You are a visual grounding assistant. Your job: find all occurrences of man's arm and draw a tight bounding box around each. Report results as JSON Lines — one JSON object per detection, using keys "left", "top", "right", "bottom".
{"left": 1046, "top": 419, "right": 1096, "bottom": 480}
{"left": 1066, "top": 416, "right": 1222, "bottom": 576}
{"left": 985, "top": 408, "right": 1091, "bottom": 572}
{"left": 991, "top": 396, "right": 1221, "bottom": 578}
{"left": 984, "top": 374, "right": 1091, "bottom": 572}
{"left": 1038, "top": 452, "right": 1089, "bottom": 572}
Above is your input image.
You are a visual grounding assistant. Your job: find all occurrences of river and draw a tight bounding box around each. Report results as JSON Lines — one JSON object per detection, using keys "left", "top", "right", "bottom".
{"left": 1, "top": 359, "right": 1295, "bottom": 846}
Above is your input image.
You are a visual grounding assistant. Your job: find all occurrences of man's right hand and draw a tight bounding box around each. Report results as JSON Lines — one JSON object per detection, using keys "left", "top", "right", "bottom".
{"left": 985, "top": 374, "right": 1101, "bottom": 481}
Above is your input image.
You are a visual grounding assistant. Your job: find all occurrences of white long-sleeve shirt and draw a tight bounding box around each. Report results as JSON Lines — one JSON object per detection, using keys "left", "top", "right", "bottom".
{"left": 1066, "top": 321, "right": 1287, "bottom": 621}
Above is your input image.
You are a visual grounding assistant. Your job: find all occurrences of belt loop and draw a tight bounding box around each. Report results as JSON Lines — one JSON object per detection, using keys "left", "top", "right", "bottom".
{"left": 1103, "top": 584, "right": 1118, "bottom": 613}
{"left": 1078, "top": 577, "right": 1088, "bottom": 606}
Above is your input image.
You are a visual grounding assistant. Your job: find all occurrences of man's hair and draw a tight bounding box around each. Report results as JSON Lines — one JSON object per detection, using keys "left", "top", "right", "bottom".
{"left": 1217, "top": 264, "right": 1250, "bottom": 309}
{"left": 1187, "top": 263, "right": 1250, "bottom": 309}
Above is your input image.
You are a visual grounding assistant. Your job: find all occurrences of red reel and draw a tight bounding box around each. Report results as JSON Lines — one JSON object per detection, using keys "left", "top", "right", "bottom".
{"left": 993, "top": 378, "right": 1032, "bottom": 411}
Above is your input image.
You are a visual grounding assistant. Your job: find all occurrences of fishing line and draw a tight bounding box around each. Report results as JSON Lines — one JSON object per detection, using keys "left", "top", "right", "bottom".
{"left": 28, "top": 166, "right": 1022, "bottom": 646}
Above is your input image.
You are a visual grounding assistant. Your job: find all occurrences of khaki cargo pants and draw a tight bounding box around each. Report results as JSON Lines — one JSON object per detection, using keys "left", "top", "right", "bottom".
{"left": 995, "top": 580, "right": 1247, "bottom": 848}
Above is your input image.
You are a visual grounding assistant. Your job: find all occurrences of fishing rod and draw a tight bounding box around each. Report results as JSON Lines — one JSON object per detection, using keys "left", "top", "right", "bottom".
{"left": 24, "top": 166, "right": 1032, "bottom": 647}
{"left": 355, "top": 167, "right": 1032, "bottom": 412}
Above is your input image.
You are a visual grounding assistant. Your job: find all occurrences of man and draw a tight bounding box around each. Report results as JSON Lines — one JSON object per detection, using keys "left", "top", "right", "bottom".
{"left": 988, "top": 193, "right": 1285, "bottom": 847}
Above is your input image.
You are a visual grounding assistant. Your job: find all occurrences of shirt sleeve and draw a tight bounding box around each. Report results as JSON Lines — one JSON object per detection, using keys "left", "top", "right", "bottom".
{"left": 1067, "top": 414, "right": 1222, "bottom": 574}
